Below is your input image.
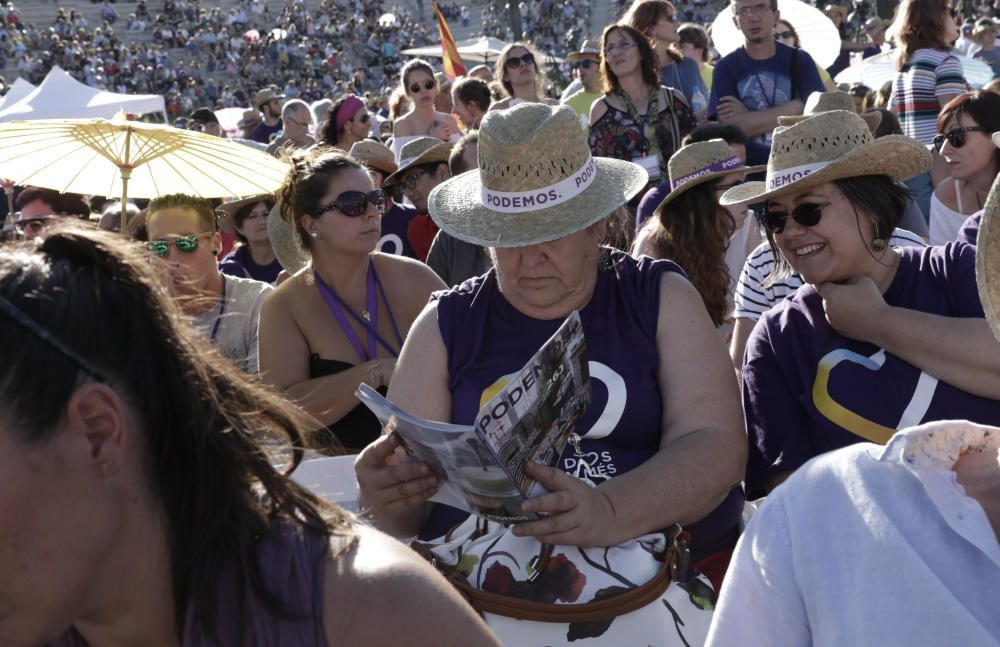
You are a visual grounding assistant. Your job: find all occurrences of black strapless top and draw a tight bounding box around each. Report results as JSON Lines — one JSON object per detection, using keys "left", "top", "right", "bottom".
{"left": 309, "top": 355, "right": 385, "bottom": 453}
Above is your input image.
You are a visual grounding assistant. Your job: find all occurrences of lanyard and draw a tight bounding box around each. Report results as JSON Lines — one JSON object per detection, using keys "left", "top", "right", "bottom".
{"left": 210, "top": 275, "right": 227, "bottom": 344}
{"left": 616, "top": 85, "right": 660, "bottom": 154}
{"left": 314, "top": 262, "right": 403, "bottom": 363}
{"left": 745, "top": 48, "right": 779, "bottom": 109}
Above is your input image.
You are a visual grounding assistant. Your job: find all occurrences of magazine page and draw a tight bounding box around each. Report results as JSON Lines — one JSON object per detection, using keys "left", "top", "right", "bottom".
{"left": 356, "top": 384, "right": 541, "bottom": 523}
{"left": 473, "top": 310, "right": 591, "bottom": 499}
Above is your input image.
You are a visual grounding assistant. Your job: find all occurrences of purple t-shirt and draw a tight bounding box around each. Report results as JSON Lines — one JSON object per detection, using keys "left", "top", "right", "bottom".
{"left": 377, "top": 201, "right": 419, "bottom": 259}
{"left": 742, "top": 242, "right": 1000, "bottom": 497}
{"left": 219, "top": 245, "right": 282, "bottom": 284}
{"left": 426, "top": 249, "right": 743, "bottom": 560}
{"left": 955, "top": 212, "right": 982, "bottom": 246}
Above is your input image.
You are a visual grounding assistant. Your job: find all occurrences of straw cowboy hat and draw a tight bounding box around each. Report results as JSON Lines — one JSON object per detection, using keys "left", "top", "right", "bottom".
{"left": 253, "top": 87, "right": 285, "bottom": 109}
{"left": 216, "top": 194, "right": 274, "bottom": 219}
{"left": 567, "top": 38, "right": 601, "bottom": 63}
{"left": 777, "top": 91, "right": 881, "bottom": 131}
{"left": 349, "top": 139, "right": 398, "bottom": 175}
{"left": 657, "top": 139, "right": 763, "bottom": 209}
{"left": 267, "top": 201, "right": 309, "bottom": 274}
{"left": 383, "top": 137, "right": 453, "bottom": 186}
{"left": 977, "top": 138, "right": 1000, "bottom": 341}
{"left": 720, "top": 110, "right": 931, "bottom": 207}
{"left": 428, "top": 103, "right": 648, "bottom": 247}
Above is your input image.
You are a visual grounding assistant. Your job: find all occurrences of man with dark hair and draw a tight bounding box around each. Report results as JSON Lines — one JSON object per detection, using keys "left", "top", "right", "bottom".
{"left": 189, "top": 107, "right": 222, "bottom": 137}
{"left": 249, "top": 87, "right": 284, "bottom": 144}
{"left": 426, "top": 131, "right": 492, "bottom": 286}
{"left": 709, "top": 0, "right": 825, "bottom": 165}
{"left": 13, "top": 186, "right": 90, "bottom": 239}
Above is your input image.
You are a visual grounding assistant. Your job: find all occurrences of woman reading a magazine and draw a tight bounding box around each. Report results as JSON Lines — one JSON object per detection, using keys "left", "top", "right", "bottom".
{"left": 356, "top": 104, "right": 747, "bottom": 644}
{"left": 258, "top": 147, "right": 445, "bottom": 453}
{"left": 0, "top": 225, "right": 497, "bottom": 646}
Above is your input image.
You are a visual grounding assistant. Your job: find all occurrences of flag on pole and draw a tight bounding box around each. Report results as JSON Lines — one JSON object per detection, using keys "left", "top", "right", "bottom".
{"left": 433, "top": 3, "right": 467, "bottom": 79}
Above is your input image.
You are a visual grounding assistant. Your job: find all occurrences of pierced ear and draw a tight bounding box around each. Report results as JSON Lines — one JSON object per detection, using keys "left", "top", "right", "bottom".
{"left": 65, "top": 382, "right": 127, "bottom": 475}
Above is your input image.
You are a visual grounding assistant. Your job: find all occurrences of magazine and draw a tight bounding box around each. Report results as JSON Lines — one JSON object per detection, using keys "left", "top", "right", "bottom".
{"left": 356, "top": 311, "right": 591, "bottom": 523}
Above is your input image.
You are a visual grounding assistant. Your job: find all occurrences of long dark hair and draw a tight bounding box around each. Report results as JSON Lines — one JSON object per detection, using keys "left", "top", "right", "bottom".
{"left": 893, "top": 0, "right": 953, "bottom": 69}
{"left": 319, "top": 94, "right": 360, "bottom": 147}
{"left": 937, "top": 90, "right": 1000, "bottom": 171}
{"left": 647, "top": 182, "right": 732, "bottom": 326}
{"left": 0, "top": 225, "right": 352, "bottom": 638}
{"left": 600, "top": 24, "right": 660, "bottom": 94}
{"left": 621, "top": 0, "right": 683, "bottom": 63}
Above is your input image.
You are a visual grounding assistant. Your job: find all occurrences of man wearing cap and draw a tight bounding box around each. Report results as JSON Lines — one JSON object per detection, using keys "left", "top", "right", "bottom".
{"left": 709, "top": 0, "right": 826, "bottom": 166}
{"left": 249, "top": 87, "right": 284, "bottom": 144}
{"left": 383, "top": 137, "right": 453, "bottom": 262}
{"left": 265, "top": 99, "right": 316, "bottom": 156}
{"left": 561, "top": 39, "right": 603, "bottom": 128}
{"left": 972, "top": 18, "right": 1000, "bottom": 79}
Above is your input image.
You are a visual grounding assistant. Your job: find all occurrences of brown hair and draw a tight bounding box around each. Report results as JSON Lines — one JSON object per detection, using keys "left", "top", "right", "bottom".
{"left": 16, "top": 187, "right": 90, "bottom": 218}
{"left": 677, "top": 23, "right": 711, "bottom": 62}
{"left": 278, "top": 146, "right": 365, "bottom": 249}
{"left": 600, "top": 24, "right": 661, "bottom": 94}
{"left": 495, "top": 41, "right": 546, "bottom": 98}
{"left": 232, "top": 198, "right": 276, "bottom": 244}
{"left": 937, "top": 90, "right": 1000, "bottom": 171}
{"left": 147, "top": 193, "right": 218, "bottom": 234}
{"left": 892, "top": 0, "right": 954, "bottom": 69}
{"left": 620, "top": 0, "right": 683, "bottom": 63}
{"left": 400, "top": 58, "right": 435, "bottom": 93}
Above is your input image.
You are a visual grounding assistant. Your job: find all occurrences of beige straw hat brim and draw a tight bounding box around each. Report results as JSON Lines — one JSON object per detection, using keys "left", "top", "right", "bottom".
{"left": 778, "top": 110, "right": 881, "bottom": 131}
{"left": 429, "top": 157, "right": 647, "bottom": 247}
{"left": 720, "top": 135, "right": 930, "bottom": 207}
{"left": 267, "top": 202, "right": 309, "bottom": 273}
{"left": 217, "top": 194, "right": 274, "bottom": 218}
{"left": 976, "top": 174, "right": 1000, "bottom": 342}
{"left": 657, "top": 163, "right": 765, "bottom": 209}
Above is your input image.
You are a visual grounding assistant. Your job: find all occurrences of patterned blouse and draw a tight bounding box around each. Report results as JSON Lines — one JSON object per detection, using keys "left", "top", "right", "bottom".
{"left": 589, "top": 86, "right": 697, "bottom": 186}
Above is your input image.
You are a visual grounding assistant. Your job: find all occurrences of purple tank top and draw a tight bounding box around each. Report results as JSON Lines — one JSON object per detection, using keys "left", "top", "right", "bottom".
{"left": 47, "top": 518, "right": 329, "bottom": 646}
{"left": 426, "top": 249, "right": 742, "bottom": 559}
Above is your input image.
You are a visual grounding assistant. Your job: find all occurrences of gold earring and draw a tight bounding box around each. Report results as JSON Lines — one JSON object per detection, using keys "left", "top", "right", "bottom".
{"left": 100, "top": 461, "right": 117, "bottom": 476}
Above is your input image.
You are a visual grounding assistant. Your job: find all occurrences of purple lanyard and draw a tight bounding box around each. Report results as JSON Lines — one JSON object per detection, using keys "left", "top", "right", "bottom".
{"left": 314, "top": 263, "right": 403, "bottom": 363}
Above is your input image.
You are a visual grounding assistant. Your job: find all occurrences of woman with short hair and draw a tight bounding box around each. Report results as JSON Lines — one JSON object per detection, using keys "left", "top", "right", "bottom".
{"left": 451, "top": 76, "right": 491, "bottom": 128}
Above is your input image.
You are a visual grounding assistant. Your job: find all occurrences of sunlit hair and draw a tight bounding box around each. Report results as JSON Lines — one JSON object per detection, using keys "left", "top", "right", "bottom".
{"left": 0, "top": 224, "right": 352, "bottom": 638}
{"left": 400, "top": 58, "right": 435, "bottom": 93}
{"left": 892, "top": 0, "right": 954, "bottom": 69}
{"left": 495, "top": 41, "right": 546, "bottom": 98}
{"left": 938, "top": 90, "right": 1000, "bottom": 171}
{"left": 600, "top": 24, "right": 660, "bottom": 94}
{"left": 620, "top": 0, "right": 683, "bottom": 63}
{"left": 678, "top": 23, "right": 711, "bottom": 62}
{"left": 452, "top": 77, "right": 492, "bottom": 113}
{"left": 147, "top": 193, "right": 218, "bottom": 234}
{"left": 278, "top": 146, "right": 366, "bottom": 249}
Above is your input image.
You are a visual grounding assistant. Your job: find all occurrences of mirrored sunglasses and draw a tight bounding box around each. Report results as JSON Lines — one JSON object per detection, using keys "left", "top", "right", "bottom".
{"left": 932, "top": 126, "right": 988, "bottom": 150}
{"left": 757, "top": 201, "right": 829, "bottom": 235}
{"left": 318, "top": 189, "right": 386, "bottom": 218}
{"left": 146, "top": 232, "right": 214, "bottom": 257}
{"left": 409, "top": 78, "right": 436, "bottom": 93}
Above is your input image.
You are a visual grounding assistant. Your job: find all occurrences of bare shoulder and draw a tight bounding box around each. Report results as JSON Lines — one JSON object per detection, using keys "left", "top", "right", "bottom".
{"left": 374, "top": 252, "right": 446, "bottom": 294}
{"left": 263, "top": 265, "right": 312, "bottom": 309}
{"left": 323, "top": 525, "right": 499, "bottom": 646}
{"left": 393, "top": 112, "right": 416, "bottom": 135}
{"left": 934, "top": 176, "right": 958, "bottom": 210}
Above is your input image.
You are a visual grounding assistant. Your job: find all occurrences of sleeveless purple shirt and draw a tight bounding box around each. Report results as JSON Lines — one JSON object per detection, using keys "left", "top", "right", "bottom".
{"left": 426, "top": 249, "right": 743, "bottom": 559}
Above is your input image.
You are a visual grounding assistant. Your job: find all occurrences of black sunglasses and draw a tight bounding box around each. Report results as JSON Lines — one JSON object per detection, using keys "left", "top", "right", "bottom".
{"left": 409, "top": 78, "right": 435, "bottom": 94}
{"left": 774, "top": 30, "right": 794, "bottom": 39}
{"left": 505, "top": 53, "right": 535, "bottom": 69}
{"left": 571, "top": 59, "right": 595, "bottom": 69}
{"left": 757, "top": 201, "right": 829, "bottom": 234}
{"left": 318, "top": 189, "right": 386, "bottom": 217}
{"left": 933, "top": 126, "right": 988, "bottom": 150}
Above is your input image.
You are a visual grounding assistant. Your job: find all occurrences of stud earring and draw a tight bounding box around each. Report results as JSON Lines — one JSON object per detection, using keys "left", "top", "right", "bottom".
{"left": 99, "top": 461, "right": 117, "bottom": 476}
{"left": 871, "top": 238, "right": 887, "bottom": 252}
{"left": 309, "top": 231, "right": 319, "bottom": 238}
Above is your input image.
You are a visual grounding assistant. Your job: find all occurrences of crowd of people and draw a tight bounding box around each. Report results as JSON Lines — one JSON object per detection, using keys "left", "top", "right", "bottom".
{"left": 1, "top": 0, "right": 1000, "bottom": 645}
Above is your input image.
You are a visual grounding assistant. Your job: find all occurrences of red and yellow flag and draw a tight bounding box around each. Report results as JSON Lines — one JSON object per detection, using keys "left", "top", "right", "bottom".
{"left": 433, "top": 3, "right": 467, "bottom": 79}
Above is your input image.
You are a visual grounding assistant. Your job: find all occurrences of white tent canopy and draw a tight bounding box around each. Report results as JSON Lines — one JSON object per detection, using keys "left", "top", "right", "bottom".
{"left": 0, "top": 78, "right": 37, "bottom": 111}
{"left": 0, "top": 67, "right": 165, "bottom": 122}
{"left": 402, "top": 36, "right": 509, "bottom": 63}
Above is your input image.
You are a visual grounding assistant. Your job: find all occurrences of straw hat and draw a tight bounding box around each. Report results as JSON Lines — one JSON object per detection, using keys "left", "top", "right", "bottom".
{"left": 862, "top": 17, "right": 889, "bottom": 35}
{"left": 823, "top": 4, "right": 849, "bottom": 20}
{"left": 383, "top": 137, "right": 453, "bottom": 186}
{"left": 720, "top": 110, "right": 931, "bottom": 207}
{"left": 349, "top": 140, "right": 398, "bottom": 175}
{"left": 977, "top": 166, "right": 1000, "bottom": 342}
{"left": 237, "top": 108, "right": 261, "bottom": 130}
{"left": 254, "top": 87, "right": 285, "bottom": 109}
{"left": 777, "top": 91, "right": 881, "bottom": 131}
{"left": 657, "top": 139, "right": 763, "bottom": 209}
{"left": 973, "top": 18, "right": 997, "bottom": 42}
{"left": 216, "top": 194, "right": 274, "bottom": 219}
{"left": 267, "top": 202, "right": 309, "bottom": 274}
{"left": 567, "top": 38, "right": 600, "bottom": 63}
{"left": 427, "top": 103, "right": 648, "bottom": 247}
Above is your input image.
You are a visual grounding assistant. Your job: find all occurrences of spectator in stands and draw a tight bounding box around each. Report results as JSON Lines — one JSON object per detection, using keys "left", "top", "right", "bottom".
{"left": 451, "top": 77, "right": 492, "bottom": 129}
{"left": 250, "top": 87, "right": 284, "bottom": 144}
{"left": 490, "top": 41, "right": 559, "bottom": 111}
{"left": 972, "top": 18, "right": 1000, "bottom": 79}
{"left": 237, "top": 108, "right": 261, "bottom": 139}
{"left": 97, "top": 201, "right": 141, "bottom": 234}
{"left": 861, "top": 17, "right": 890, "bottom": 59}
{"left": 218, "top": 196, "right": 282, "bottom": 284}
{"left": 383, "top": 137, "right": 453, "bottom": 262}
{"left": 678, "top": 23, "right": 714, "bottom": 92}
{"left": 434, "top": 72, "right": 454, "bottom": 114}
{"left": 189, "top": 107, "right": 222, "bottom": 137}
{"left": 320, "top": 94, "right": 371, "bottom": 152}
{"left": 347, "top": 140, "right": 420, "bottom": 260}
{"left": 267, "top": 99, "right": 316, "bottom": 156}
{"left": 14, "top": 187, "right": 90, "bottom": 240}
{"left": 391, "top": 59, "right": 459, "bottom": 160}
{"left": 468, "top": 64, "right": 494, "bottom": 81}
{"left": 561, "top": 39, "right": 603, "bottom": 128}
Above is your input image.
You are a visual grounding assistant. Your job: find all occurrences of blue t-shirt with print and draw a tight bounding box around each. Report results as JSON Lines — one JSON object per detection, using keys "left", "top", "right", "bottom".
{"left": 708, "top": 42, "right": 825, "bottom": 165}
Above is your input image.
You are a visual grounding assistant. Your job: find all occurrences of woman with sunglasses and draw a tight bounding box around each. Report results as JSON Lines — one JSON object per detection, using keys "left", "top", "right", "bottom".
{"left": 390, "top": 59, "right": 460, "bottom": 161}
{"left": 929, "top": 91, "right": 1000, "bottom": 244}
{"left": 772, "top": 19, "right": 837, "bottom": 91}
{"left": 489, "top": 41, "right": 559, "bottom": 111}
{"left": 320, "top": 93, "right": 373, "bottom": 151}
{"left": 719, "top": 110, "right": 1000, "bottom": 500}
{"left": 622, "top": 0, "right": 709, "bottom": 123}
{"left": 0, "top": 225, "right": 497, "bottom": 646}
{"left": 258, "top": 147, "right": 445, "bottom": 454}
{"left": 589, "top": 23, "right": 697, "bottom": 197}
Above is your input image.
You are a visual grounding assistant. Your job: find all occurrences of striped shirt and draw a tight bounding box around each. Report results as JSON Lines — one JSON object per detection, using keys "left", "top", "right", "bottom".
{"left": 890, "top": 49, "right": 967, "bottom": 146}
{"left": 733, "top": 228, "right": 927, "bottom": 320}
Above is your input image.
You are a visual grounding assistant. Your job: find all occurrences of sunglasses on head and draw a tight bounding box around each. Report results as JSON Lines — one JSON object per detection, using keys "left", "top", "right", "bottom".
{"left": 318, "top": 189, "right": 386, "bottom": 217}
{"left": 571, "top": 59, "right": 596, "bottom": 69}
{"left": 146, "top": 232, "right": 214, "bottom": 257}
{"left": 757, "top": 201, "right": 830, "bottom": 235}
{"left": 505, "top": 53, "right": 535, "bottom": 69}
{"left": 932, "top": 126, "right": 988, "bottom": 150}
{"left": 409, "top": 78, "right": 435, "bottom": 93}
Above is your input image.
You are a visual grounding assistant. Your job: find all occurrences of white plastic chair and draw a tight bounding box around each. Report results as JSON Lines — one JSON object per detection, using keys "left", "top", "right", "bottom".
{"left": 291, "top": 454, "right": 360, "bottom": 512}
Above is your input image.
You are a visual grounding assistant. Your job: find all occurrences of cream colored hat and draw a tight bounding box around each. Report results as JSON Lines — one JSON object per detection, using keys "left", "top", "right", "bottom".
{"left": 428, "top": 103, "right": 648, "bottom": 247}
{"left": 383, "top": 136, "right": 453, "bottom": 186}
{"left": 567, "top": 39, "right": 601, "bottom": 62}
{"left": 977, "top": 174, "right": 1000, "bottom": 341}
{"left": 720, "top": 110, "right": 931, "bottom": 207}
{"left": 657, "top": 139, "right": 763, "bottom": 209}
{"left": 216, "top": 194, "right": 274, "bottom": 219}
{"left": 349, "top": 139, "right": 398, "bottom": 175}
{"left": 267, "top": 201, "right": 309, "bottom": 274}
{"left": 777, "top": 91, "right": 881, "bottom": 131}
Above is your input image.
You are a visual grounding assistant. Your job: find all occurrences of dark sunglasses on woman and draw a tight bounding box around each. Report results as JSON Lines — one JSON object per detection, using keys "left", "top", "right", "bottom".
{"left": 319, "top": 189, "right": 386, "bottom": 217}
{"left": 756, "top": 201, "right": 829, "bottom": 235}
{"left": 932, "top": 126, "right": 988, "bottom": 150}
{"left": 571, "top": 59, "right": 595, "bottom": 70}
{"left": 409, "top": 78, "right": 435, "bottom": 93}
{"left": 774, "top": 30, "right": 794, "bottom": 40}
{"left": 505, "top": 53, "right": 535, "bottom": 69}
